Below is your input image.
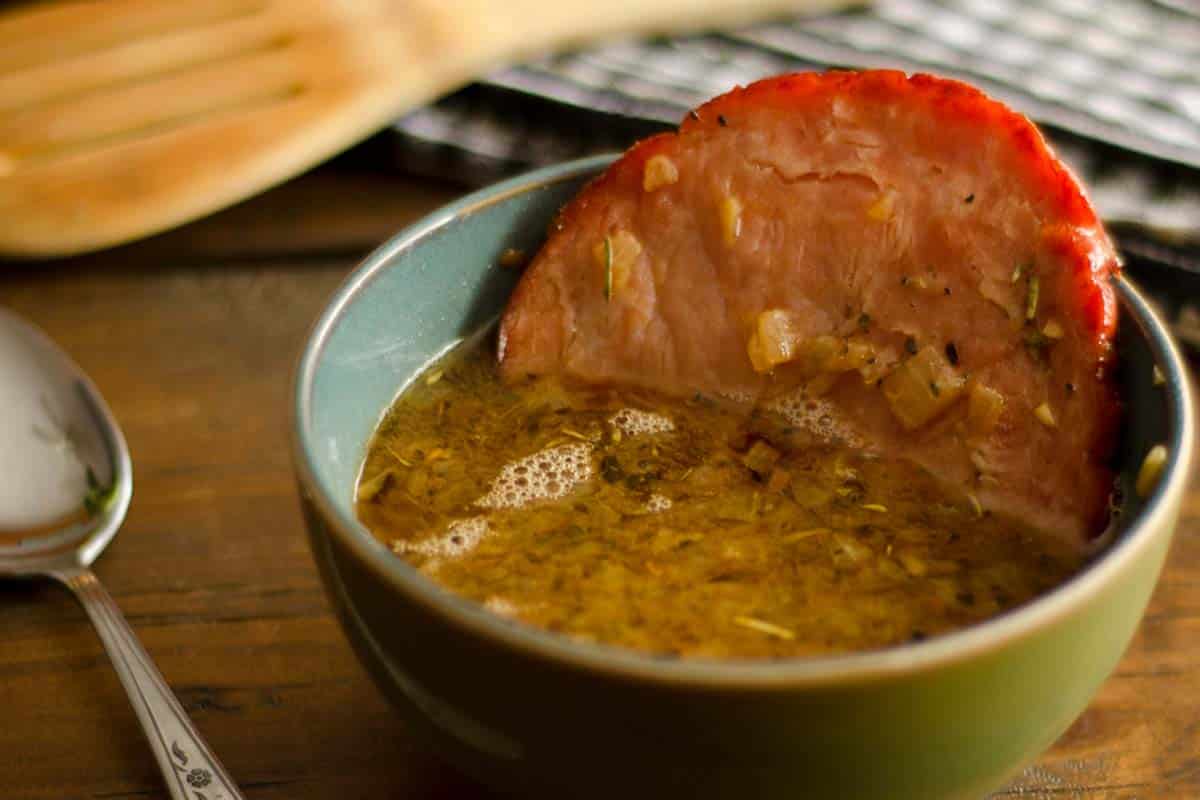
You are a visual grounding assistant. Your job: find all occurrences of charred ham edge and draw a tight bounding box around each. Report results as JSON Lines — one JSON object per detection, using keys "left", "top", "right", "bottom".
{"left": 498, "top": 70, "right": 1120, "bottom": 546}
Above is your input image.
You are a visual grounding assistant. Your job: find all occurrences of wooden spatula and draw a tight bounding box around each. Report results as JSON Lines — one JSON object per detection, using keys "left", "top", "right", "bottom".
{"left": 0, "top": 0, "right": 851, "bottom": 258}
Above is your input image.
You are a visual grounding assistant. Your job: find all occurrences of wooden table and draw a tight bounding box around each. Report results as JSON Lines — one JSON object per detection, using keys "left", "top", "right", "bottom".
{"left": 2, "top": 160, "right": 1197, "bottom": 799}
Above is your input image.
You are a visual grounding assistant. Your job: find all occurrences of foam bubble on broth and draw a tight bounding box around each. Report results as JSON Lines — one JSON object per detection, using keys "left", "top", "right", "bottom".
{"left": 393, "top": 516, "right": 489, "bottom": 558}
{"left": 609, "top": 407, "right": 674, "bottom": 436}
{"left": 477, "top": 442, "right": 593, "bottom": 510}
{"left": 767, "top": 392, "right": 863, "bottom": 449}
{"left": 646, "top": 493, "right": 673, "bottom": 513}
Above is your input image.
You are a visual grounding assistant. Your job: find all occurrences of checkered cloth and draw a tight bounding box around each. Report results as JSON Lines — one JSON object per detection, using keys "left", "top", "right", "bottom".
{"left": 386, "top": 0, "right": 1200, "bottom": 339}
{"left": 390, "top": 0, "right": 1200, "bottom": 234}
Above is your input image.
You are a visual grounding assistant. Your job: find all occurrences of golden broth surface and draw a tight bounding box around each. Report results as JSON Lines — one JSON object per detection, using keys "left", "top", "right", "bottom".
{"left": 357, "top": 334, "right": 1083, "bottom": 660}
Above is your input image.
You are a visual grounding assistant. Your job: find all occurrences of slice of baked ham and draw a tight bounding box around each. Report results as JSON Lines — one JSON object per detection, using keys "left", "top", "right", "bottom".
{"left": 498, "top": 70, "right": 1119, "bottom": 546}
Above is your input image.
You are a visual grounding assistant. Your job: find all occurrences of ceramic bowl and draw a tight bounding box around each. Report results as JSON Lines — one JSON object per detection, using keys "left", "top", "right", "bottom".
{"left": 291, "top": 155, "right": 1194, "bottom": 799}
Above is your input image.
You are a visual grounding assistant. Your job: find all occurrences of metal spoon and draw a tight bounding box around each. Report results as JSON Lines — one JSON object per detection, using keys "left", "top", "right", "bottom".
{"left": 0, "top": 308, "right": 243, "bottom": 800}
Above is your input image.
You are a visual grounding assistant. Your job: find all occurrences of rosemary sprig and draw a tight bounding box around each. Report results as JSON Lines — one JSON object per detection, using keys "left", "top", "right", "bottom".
{"left": 83, "top": 467, "right": 118, "bottom": 517}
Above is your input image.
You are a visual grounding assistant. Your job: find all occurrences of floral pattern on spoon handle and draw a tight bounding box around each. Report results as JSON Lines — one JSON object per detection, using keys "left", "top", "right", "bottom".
{"left": 56, "top": 567, "right": 244, "bottom": 800}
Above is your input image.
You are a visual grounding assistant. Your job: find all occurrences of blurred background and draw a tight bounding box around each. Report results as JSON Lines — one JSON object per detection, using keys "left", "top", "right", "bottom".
{"left": 3, "top": 0, "right": 1198, "bottom": 297}
{"left": 381, "top": 0, "right": 1200, "bottom": 341}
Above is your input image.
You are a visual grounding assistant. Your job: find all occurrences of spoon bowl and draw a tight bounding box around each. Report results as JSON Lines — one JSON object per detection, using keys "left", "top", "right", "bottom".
{"left": 0, "top": 307, "right": 243, "bottom": 800}
{"left": 0, "top": 308, "right": 131, "bottom": 577}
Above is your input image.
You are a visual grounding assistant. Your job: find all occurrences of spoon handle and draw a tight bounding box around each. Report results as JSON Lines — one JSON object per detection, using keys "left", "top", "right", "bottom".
{"left": 55, "top": 567, "right": 245, "bottom": 800}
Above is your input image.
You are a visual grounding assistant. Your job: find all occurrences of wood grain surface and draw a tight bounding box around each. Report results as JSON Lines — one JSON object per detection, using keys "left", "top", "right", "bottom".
{"left": 1, "top": 162, "right": 1197, "bottom": 799}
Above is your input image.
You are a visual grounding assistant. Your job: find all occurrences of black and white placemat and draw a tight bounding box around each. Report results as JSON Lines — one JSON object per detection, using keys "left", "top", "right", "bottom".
{"left": 392, "top": 0, "right": 1200, "bottom": 233}
{"left": 385, "top": 0, "right": 1200, "bottom": 337}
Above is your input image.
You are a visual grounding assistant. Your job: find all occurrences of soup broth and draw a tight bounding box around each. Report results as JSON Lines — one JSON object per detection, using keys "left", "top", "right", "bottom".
{"left": 357, "top": 332, "right": 1083, "bottom": 660}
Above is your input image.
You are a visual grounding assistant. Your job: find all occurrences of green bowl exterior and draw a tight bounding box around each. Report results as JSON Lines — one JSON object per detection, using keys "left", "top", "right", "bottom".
{"left": 292, "top": 156, "right": 1192, "bottom": 799}
{"left": 301, "top": 489, "right": 1177, "bottom": 799}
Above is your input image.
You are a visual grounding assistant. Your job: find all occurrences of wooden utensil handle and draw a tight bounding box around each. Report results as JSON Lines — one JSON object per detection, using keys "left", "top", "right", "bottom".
{"left": 0, "top": 0, "right": 852, "bottom": 256}
{"left": 413, "top": 0, "right": 848, "bottom": 75}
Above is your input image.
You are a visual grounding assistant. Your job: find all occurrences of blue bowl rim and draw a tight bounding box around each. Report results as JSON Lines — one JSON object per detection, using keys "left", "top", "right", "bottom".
{"left": 292, "top": 154, "right": 1195, "bottom": 689}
